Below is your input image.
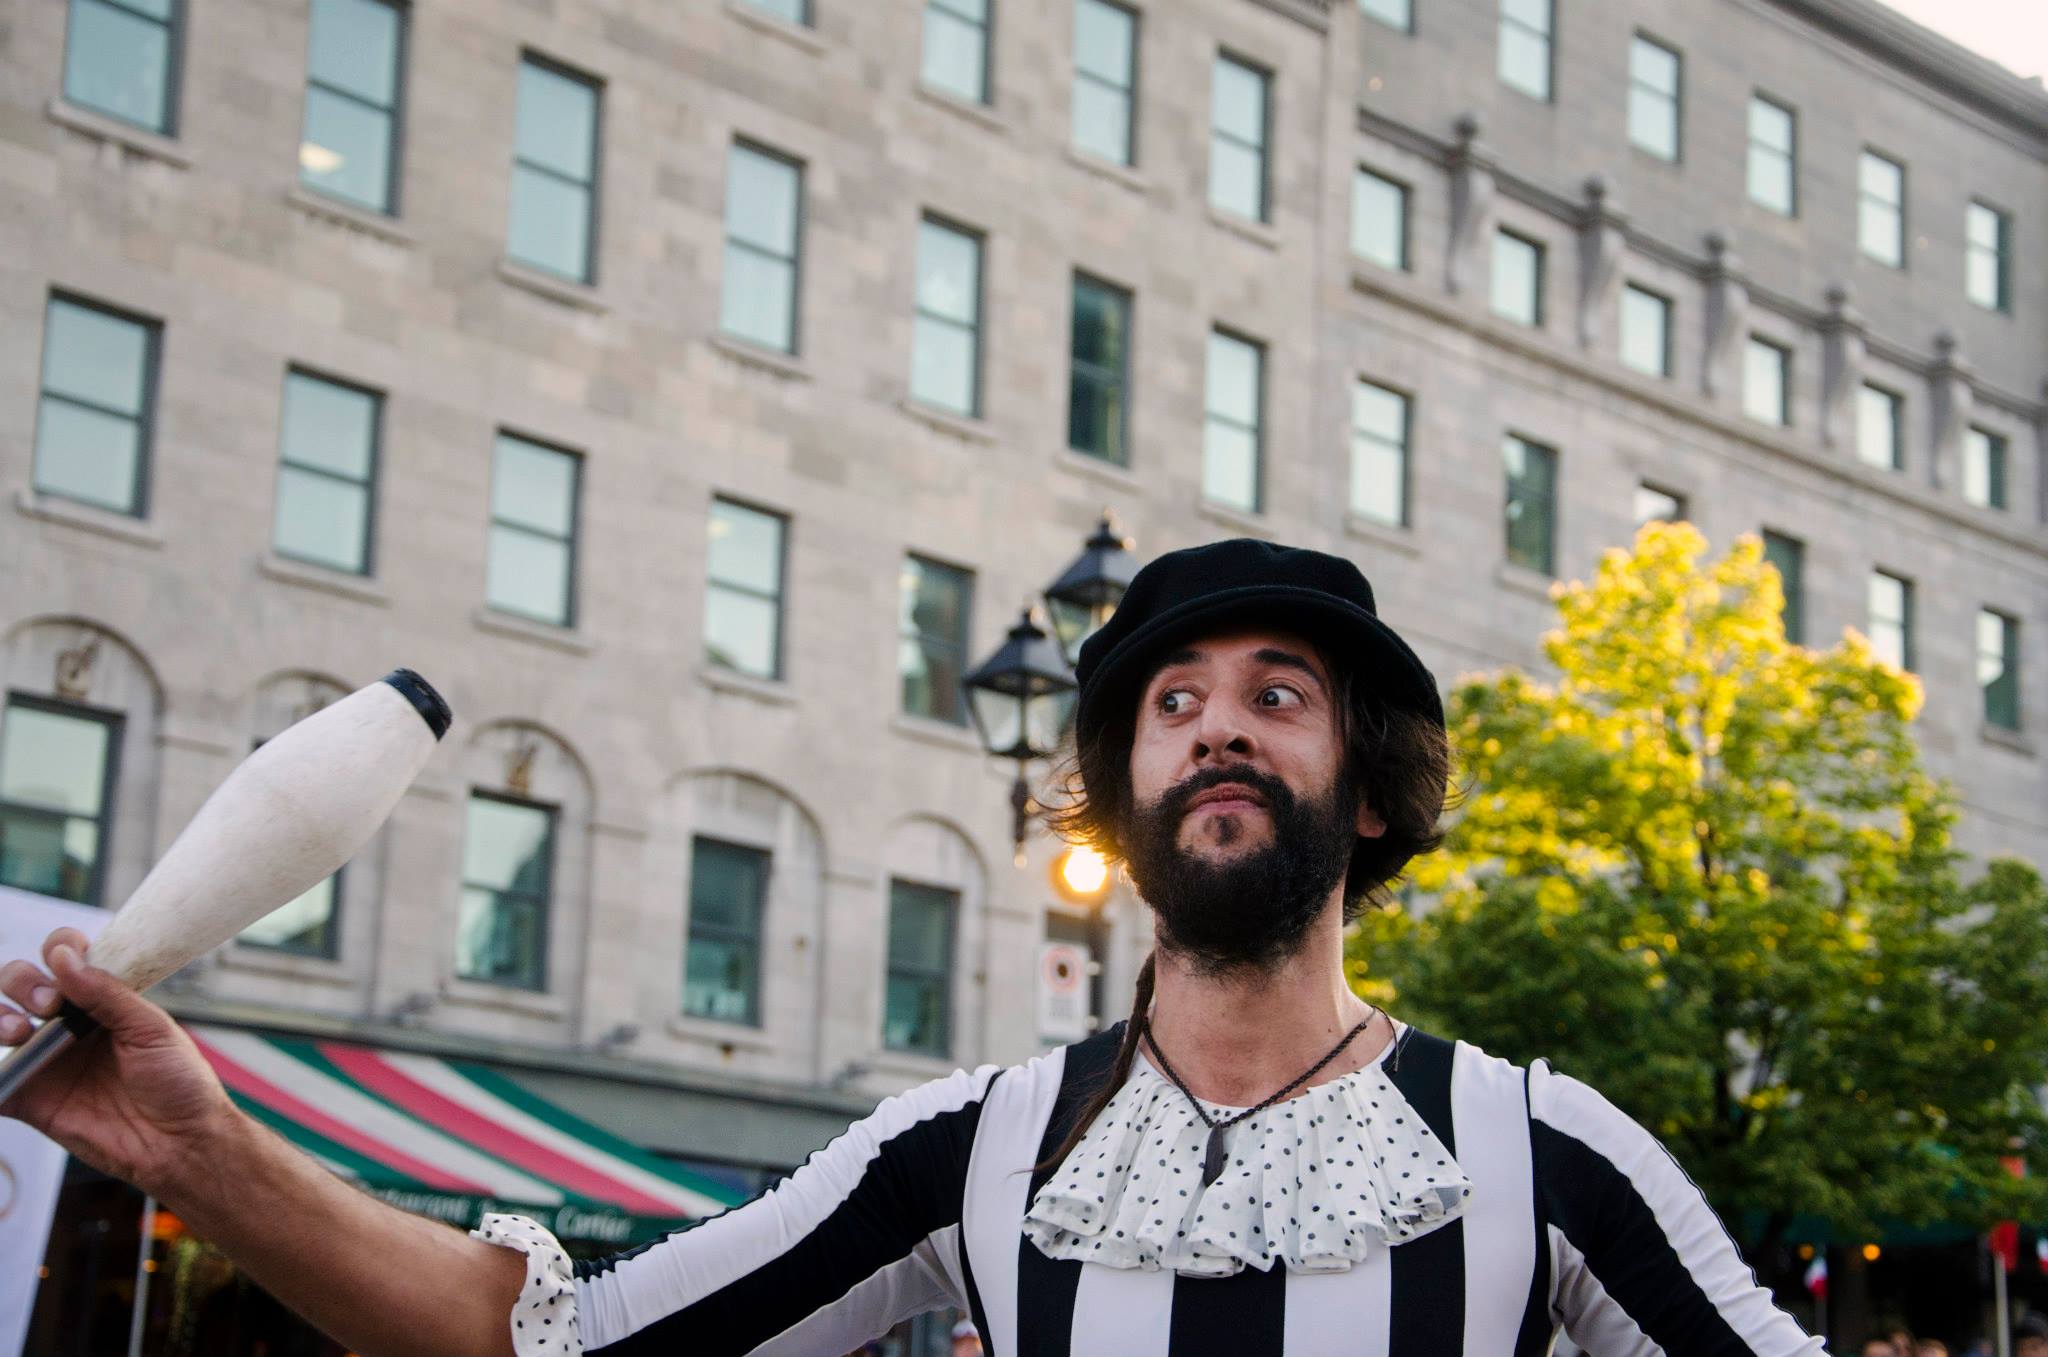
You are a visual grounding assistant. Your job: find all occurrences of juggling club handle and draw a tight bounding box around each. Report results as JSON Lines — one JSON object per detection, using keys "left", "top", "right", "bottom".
{"left": 0, "top": 1002, "right": 100, "bottom": 1109}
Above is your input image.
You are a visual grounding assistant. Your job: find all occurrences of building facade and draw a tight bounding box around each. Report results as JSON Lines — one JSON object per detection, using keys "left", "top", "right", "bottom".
{"left": 2, "top": 0, "right": 2044, "bottom": 1236}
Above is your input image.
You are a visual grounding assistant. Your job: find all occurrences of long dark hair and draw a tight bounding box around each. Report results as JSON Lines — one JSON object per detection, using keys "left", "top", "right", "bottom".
{"left": 1033, "top": 642, "right": 1460, "bottom": 1174}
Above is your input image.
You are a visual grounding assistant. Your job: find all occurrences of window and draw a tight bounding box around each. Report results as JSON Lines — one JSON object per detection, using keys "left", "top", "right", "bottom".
{"left": 1743, "top": 336, "right": 1790, "bottom": 427}
{"left": 1497, "top": 0, "right": 1553, "bottom": 102}
{"left": 508, "top": 56, "right": 600, "bottom": 284}
{"left": 1867, "top": 570, "right": 1913, "bottom": 672}
{"left": 923, "top": 0, "right": 991, "bottom": 105}
{"left": 273, "top": 370, "right": 379, "bottom": 576}
{"left": 684, "top": 837, "right": 768, "bottom": 1025}
{"left": 1068, "top": 274, "right": 1132, "bottom": 465}
{"left": 1963, "top": 428, "right": 2008, "bottom": 511}
{"left": 1502, "top": 434, "right": 1557, "bottom": 575}
{"left": 0, "top": 697, "right": 121, "bottom": 907}
{"left": 1858, "top": 151, "right": 1905, "bottom": 269}
{"left": 455, "top": 793, "right": 554, "bottom": 991}
{"left": 1746, "top": 95, "right": 1796, "bottom": 216}
{"left": 1209, "top": 55, "right": 1270, "bottom": 223}
{"left": 705, "top": 498, "right": 787, "bottom": 680}
{"left": 1359, "top": 0, "right": 1412, "bottom": 33}
{"left": 900, "top": 555, "right": 974, "bottom": 724}
{"left": 1351, "top": 379, "right": 1409, "bottom": 528}
{"left": 1628, "top": 36, "right": 1680, "bottom": 161}
{"left": 33, "top": 295, "right": 160, "bottom": 518}
{"left": 884, "top": 879, "right": 957, "bottom": 1058}
{"left": 1966, "top": 201, "right": 2011, "bottom": 313}
{"left": 1856, "top": 384, "right": 1902, "bottom": 471}
{"left": 1352, "top": 167, "right": 1408, "bottom": 271}
{"left": 299, "top": 0, "right": 404, "bottom": 214}
{"left": 1491, "top": 229, "right": 1543, "bottom": 326}
{"left": 1072, "top": 0, "right": 1136, "bottom": 166}
{"left": 721, "top": 142, "right": 803, "bottom": 354}
{"left": 1619, "top": 284, "right": 1671, "bottom": 377}
{"left": 911, "top": 217, "right": 984, "bottom": 418}
{"left": 739, "top": 0, "right": 809, "bottom": 24}
{"left": 239, "top": 740, "right": 339, "bottom": 956}
{"left": 1762, "top": 530, "right": 1805, "bottom": 645}
{"left": 1203, "top": 329, "right": 1264, "bottom": 513}
{"left": 1634, "top": 484, "right": 1686, "bottom": 526}
{"left": 63, "top": 0, "right": 180, "bottom": 134}
{"left": 1979, "top": 610, "right": 2020, "bottom": 731}
{"left": 486, "top": 433, "right": 580, "bottom": 627}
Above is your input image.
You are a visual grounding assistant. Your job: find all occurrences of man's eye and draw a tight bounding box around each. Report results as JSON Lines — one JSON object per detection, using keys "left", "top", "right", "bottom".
{"left": 1159, "top": 688, "right": 1196, "bottom": 715}
{"left": 1258, "top": 686, "right": 1303, "bottom": 709}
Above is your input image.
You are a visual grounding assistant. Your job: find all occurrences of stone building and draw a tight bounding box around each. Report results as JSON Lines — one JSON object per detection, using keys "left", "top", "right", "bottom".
{"left": 2, "top": 0, "right": 2043, "bottom": 1246}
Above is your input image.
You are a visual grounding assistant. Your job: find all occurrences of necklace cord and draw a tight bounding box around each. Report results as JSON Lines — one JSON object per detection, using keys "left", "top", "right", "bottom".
{"left": 1141, "top": 1010, "right": 1380, "bottom": 1134}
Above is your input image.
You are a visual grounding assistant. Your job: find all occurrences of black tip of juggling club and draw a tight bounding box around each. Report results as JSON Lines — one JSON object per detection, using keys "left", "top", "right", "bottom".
{"left": 382, "top": 668, "right": 453, "bottom": 740}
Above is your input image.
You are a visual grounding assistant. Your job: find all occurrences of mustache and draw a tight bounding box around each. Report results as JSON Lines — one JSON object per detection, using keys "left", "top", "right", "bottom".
{"left": 1147, "top": 764, "right": 1298, "bottom": 823}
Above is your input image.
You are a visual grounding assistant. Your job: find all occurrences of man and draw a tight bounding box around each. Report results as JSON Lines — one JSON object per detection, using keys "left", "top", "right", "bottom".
{"left": 2, "top": 541, "right": 1825, "bottom": 1355}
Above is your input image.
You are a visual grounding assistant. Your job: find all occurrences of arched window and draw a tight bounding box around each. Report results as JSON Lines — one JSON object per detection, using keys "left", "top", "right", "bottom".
{"left": 880, "top": 817, "right": 987, "bottom": 1064}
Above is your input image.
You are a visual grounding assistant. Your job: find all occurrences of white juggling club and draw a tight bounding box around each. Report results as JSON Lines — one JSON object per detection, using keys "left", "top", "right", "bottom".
{"left": 0, "top": 668, "right": 452, "bottom": 1105}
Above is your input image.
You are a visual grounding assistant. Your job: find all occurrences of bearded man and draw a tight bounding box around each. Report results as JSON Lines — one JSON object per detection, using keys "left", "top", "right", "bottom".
{"left": 1, "top": 540, "right": 1824, "bottom": 1356}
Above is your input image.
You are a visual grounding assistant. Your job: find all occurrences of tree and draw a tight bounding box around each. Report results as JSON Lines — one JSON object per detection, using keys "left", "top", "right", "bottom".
{"left": 1351, "top": 521, "right": 2048, "bottom": 1250}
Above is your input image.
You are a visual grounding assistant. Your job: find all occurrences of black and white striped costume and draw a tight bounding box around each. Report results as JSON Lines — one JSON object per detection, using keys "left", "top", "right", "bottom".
{"left": 476, "top": 1024, "right": 1824, "bottom": 1356}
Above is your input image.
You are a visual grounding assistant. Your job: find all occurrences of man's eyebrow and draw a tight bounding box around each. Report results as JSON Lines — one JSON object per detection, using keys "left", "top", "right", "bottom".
{"left": 1146, "top": 648, "right": 1203, "bottom": 682}
{"left": 1253, "top": 647, "right": 1327, "bottom": 691}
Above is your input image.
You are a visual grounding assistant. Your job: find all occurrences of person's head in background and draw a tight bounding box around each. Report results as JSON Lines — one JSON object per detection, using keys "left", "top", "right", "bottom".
{"left": 950, "top": 1318, "right": 983, "bottom": 1357}
{"left": 2016, "top": 1311, "right": 2048, "bottom": 1357}
{"left": 1860, "top": 1339, "right": 1897, "bottom": 1357}
{"left": 1915, "top": 1339, "right": 1948, "bottom": 1357}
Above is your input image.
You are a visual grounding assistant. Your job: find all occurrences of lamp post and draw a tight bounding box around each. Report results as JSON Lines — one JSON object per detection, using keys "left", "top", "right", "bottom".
{"left": 962, "top": 607, "right": 1077, "bottom": 863}
{"left": 1041, "top": 512, "right": 1138, "bottom": 667}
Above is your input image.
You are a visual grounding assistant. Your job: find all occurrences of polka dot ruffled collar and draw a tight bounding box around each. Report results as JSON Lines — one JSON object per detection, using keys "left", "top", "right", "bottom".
{"left": 1022, "top": 1026, "right": 1472, "bottom": 1277}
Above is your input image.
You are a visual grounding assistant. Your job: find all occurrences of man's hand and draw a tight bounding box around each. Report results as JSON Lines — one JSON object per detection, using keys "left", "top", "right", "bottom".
{"left": 0, "top": 927, "right": 238, "bottom": 1197}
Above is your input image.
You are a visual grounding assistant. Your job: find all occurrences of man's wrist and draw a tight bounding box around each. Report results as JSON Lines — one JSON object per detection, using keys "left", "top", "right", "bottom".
{"left": 151, "top": 1099, "right": 256, "bottom": 1218}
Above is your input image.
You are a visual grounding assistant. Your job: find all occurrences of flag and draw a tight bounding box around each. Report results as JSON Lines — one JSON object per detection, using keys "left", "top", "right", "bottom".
{"left": 1803, "top": 1255, "right": 1828, "bottom": 1299}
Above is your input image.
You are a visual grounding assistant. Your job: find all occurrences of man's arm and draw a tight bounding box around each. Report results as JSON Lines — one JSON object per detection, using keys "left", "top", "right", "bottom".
{"left": 1, "top": 931, "right": 524, "bottom": 1357}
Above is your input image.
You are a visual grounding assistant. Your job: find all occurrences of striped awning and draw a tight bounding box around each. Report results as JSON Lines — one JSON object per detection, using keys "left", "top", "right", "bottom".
{"left": 190, "top": 1025, "right": 747, "bottom": 1245}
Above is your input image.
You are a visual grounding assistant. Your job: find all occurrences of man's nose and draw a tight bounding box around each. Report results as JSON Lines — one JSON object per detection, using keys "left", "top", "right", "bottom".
{"left": 1190, "top": 695, "right": 1256, "bottom": 762}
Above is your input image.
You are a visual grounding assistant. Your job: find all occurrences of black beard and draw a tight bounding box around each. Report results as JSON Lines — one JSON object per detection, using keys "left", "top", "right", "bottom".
{"left": 1121, "top": 763, "right": 1359, "bottom": 977}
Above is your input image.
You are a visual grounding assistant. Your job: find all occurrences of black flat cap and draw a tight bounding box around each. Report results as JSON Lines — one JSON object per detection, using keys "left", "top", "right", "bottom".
{"left": 1073, "top": 538, "right": 1443, "bottom": 746}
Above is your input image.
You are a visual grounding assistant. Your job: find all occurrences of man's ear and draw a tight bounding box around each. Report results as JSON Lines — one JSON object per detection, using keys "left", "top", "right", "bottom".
{"left": 1356, "top": 799, "right": 1387, "bottom": 839}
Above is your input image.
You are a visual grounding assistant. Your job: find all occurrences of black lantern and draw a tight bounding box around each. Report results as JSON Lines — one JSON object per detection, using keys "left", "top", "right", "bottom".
{"left": 1042, "top": 513, "right": 1138, "bottom": 666}
{"left": 963, "top": 607, "right": 1078, "bottom": 856}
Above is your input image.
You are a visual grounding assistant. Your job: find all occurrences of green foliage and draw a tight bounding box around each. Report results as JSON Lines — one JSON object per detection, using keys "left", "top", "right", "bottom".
{"left": 1351, "top": 522, "right": 2048, "bottom": 1246}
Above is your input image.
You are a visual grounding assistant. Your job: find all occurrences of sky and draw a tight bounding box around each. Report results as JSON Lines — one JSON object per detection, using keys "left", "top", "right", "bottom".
{"left": 1873, "top": 0, "right": 2048, "bottom": 83}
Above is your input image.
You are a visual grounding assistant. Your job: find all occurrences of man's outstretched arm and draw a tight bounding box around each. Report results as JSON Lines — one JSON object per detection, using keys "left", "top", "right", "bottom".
{"left": 1, "top": 930, "right": 525, "bottom": 1357}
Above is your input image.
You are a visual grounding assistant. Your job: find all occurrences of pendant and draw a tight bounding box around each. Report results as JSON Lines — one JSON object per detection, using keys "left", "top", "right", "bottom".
{"left": 1202, "top": 1126, "right": 1227, "bottom": 1187}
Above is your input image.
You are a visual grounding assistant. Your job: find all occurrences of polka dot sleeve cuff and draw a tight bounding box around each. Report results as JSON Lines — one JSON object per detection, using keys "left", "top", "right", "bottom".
{"left": 473, "top": 1212, "right": 580, "bottom": 1357}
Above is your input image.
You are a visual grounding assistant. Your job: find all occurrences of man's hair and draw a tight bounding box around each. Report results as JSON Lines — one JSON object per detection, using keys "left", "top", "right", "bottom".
{"left": 1033, "top": 637, "right": 1458, "bottom": 1172}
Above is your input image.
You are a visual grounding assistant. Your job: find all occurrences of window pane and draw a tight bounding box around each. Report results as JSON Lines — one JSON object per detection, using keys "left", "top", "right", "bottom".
{"left": 1359, "top": 0, "right": 1412, "bottom": 30}
{"left": 1763, "top": 532, "right": 1804, "bottom": 644}
{"left": 1075, "top": 0, "right": 1134, "bottom": 83}
{"left": 1857, "top": 386, "right": 1900, "bottom": 470}
{"left": 486, "top": 526, "right": 571, "bottom": 624}
{"left": 1501, "top": 0, "right": 1551, "bottom": 31}
{"left": 889, "top": 883, "right": 955, "bottom": 969}
{"left": 1068, "top": 366, "right": 1126, "bottom": 463}
{"left": 1503, "top": 437, "right": 1556, "bottom": 575}
{"left": 1631, "top": 37, "right": 1678, "bottom": 94}
{"left": 1069, "top": 278, "right": 1129, "bottom": 461}
{"left": 308, "top": 0, "right": 400, "bottom": 106}
{"left": 1352, "top": 169, "right": 1406, "bottom": 269}
{"left": 916, "top": 222, "right": 980, "bottom": 324}
{"left": 885, "top": 974, "right": 949, "bottom": 1055}
{"left": 720, "top": 246, "right": 796, "bottom": 352}
{"left": 1749, "top": 98, "right": 1792, "bottom": 152}
{"left": 1964, "top": 428, "right": 2006, "bottom": 510}
{"left": 1498, "top": 23, "right": 1550, "bottom": 100}
{"left": 514, "top": 62, "right": 597, "bottom": 181}
{"left": 912, "top": 318, "right": 977, "bottom": 415}
{"left": 456, "top": 885, "right": 545, "bottom": 989}
{"left": 508, "top": 165, "right": 592, "bottom": 281}
{"left": 738, "top": 0, "right": 807, "bottom": 22}
{"left": 282, "top": 373, "right": 376, "bottom": 479}
{"left": 0, "top": 807, "right": 101, "bottom": 905}
{"left": 685, "top": 936, "right": 760, "bottom": 1022}
{"left": 904, "top": 556, "right": 972, "bottom": 648}
{"left": 1628, "top": 87, "right": 1677, "bottom": 160}
{"left": 1633, "top": 485, "right": 1684, "bottom": 525}
{"left": 1208, "top": 139, "right": 1264, "bottom": 221}
{"left": 707, "top": 500, "right": 784, "bottom": 593}
{"left": 1743, "top": 339, "right": 1787, "bottom": 425}
{"left": 300, "top": 86, "right": 394, "bottom": 211}
{"left": 462, "top": 797, "right": 554, "bottom": 895}
{"left": 1210, "top": 59, "right": 1266, "bottom": 145}
{"left": 240, "top": 874, "right": 339, "bottom": 954}
{"left": 274, "top": 465, "right": 371, "bottom": 573}
{"left": 1859, "top": 198, "right": 1901, "bottom": 267}
{"left": 1748, "top": 146, "right": 1793, "bottom": 215}
{"left": 1860, "top": 152, "right": 1901, "bottom": 204}
{"left": 1350, "top": 383, "right": 1407, "bottom": 527}
{"left": 492, "top": 437, "right": 575, "bottom": 536}
{"left": 726, "top": 146, "right": 800, "bottom": 255}
{"left": 1203, "top": 422, "right": 1259, "bottom": 512}
{"left": 44, "top": 300, "right": 150, "bottom": 415}
{"left": 65, "top": 0, "right": 173, "bottom": 132}
{"left": 0, "top": 705, "right": 112, "bottom": 816}
{"left": 900, "top": 637, "right": 968, "bottom": 724}
{"left": 922, "top": 7, "right": 988, "bottom": 104}
{"left": 689, "top": 839, "right": 767, "bottom": 932}
{"left": 34, "top": 400, "right": 142, "bottom": 513}
{"left": 1206, "top": 332, "right": 1260, "bottom": 426}
{"left": 1980, "top": 612, "right": 2019, "bottom": 730}
{"left": 1967, "top": 248, "right": 2000, "bottom": 312}
{"left": 1072, "top": 79, "right": 1132, "bottom": 165}
{"left": 704, "top": 587, "right": 780, "bottom": 678}
{"left": 1620, "top": 286, "right": 1670, "bottom": 377}
{"left": 1491, "top": 232, "right": 1541, "bottom": 325}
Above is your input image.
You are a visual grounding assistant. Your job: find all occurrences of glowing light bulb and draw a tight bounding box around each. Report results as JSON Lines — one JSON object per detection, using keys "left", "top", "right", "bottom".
{"left": 1056, "top": 845, "right": 1109, "bottom": 900}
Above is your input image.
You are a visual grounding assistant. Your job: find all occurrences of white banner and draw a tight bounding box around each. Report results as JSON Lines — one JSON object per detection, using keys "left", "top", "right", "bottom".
{"left": 0, "top": 884, "right": 111, "bottom": 1357}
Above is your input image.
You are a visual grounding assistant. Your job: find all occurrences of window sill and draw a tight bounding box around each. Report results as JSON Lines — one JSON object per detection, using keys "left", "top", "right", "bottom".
{"left": 1196, "top": 498, "right": 1270, "bottom": 538}
{"left": 284, "top": 185, "right": 417, "bottom": 246}
{"left": 711, "top": 333, "right": 813, "bottom": 381}
{"left": 496, "top": 258, "right": 609, "bottom": 314}
{"left": 1054, "top": 447, "right": 1142, "bottom": 495}
{"left": 1494, "top": 559, "right": 1560, "bottom": 599}
{"left": 46, "top": 98, "right": 191, "bottom": 168}
{"left": 666, "top": 1012, "right": 778, "bottom": 1053}
{"left": 1208, "top": 206, "right": 1281, "bottom": 252}
{"left": 898, "top": 397, "right": 997, "bottom": 444}
{"left": 890, "top": 712, "right": 982, "bottom": 754}
{"left": 723, "top": 0, "right": 829, "bottom": 54}
{"left": 698, "top": 662, "right": 797, "bottom": 706}
{"left": 217, "top": 944, "right": 355, "bottom": 987}
{"left": 15, "top": 487, "right": 164, "bottom": 549}
{"left": 472, "top": 606, "right": 595, "bottom": 654}
{"left": 1062, "top": 144, "right": 1151, "bottom": 198}
{"left": 914, "top": 83, "right": 1008, "bottom": 134}
{"left": 439, "top": 977, "right": 568, "bottom": 1021}
{"left": 260, "top": 552, "right": 391, "bottom": 606}
{"left": 1980, "top": 723, "right": 2035, "bottom": 757}
{"left": 1344, "top": 512, "right": 1422, "bottom": 557}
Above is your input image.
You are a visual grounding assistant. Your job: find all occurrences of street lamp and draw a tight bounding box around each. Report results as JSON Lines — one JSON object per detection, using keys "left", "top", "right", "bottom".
{"left": 1041, "top": 512, "right": 1138, "bottom": 667}
{"left": 962, "top": 606, "right": 1077, "bottom": 861}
